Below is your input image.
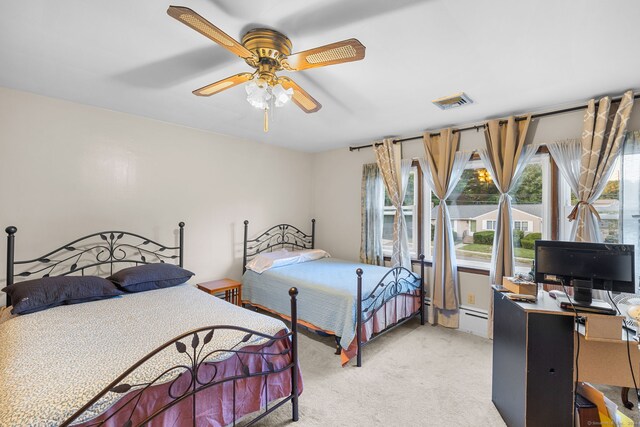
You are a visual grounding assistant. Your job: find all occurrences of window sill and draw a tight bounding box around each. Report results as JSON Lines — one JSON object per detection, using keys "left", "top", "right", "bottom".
{"left": 382, "top": 256, "right": 490, "bottom": 276}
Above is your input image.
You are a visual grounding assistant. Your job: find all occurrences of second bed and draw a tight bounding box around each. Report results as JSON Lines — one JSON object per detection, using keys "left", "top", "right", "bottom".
{"left": 242, "top": 220, "right": 426, "bottom": 366}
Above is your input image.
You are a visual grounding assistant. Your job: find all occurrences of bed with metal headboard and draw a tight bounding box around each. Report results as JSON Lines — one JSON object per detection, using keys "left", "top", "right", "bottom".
{"left": 4, "top": 223, "right": 186, "bottom": 306}
{"left": 1, "top": 223, "right": 300, "bottom": 427}
{"left": 242, "top": 219, "right": 315, "bottom": 272}
{"left": 242, "top": 219, "right": 425, "bottom": 367}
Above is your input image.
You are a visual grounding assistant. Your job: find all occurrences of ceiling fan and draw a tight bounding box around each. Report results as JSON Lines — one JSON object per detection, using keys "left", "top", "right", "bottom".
{"left": 167, "top": 5, "right": 366, "bottom": 131}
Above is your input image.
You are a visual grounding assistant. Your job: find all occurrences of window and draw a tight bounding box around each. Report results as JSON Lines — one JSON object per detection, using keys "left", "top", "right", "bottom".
{"left": 382, "top": 166, "right": 419, "bottom": 257}
{"left": 442, "top": 160, "right": 500, "bottom": 269}
{"left": 373, "top": 152, "right": 550, "bottom": 270}
{"left": 559, "top": 159, "right": 620, "bottom": 243}
{"left": 621, "top": 133, "right": 640, "bottom": 292}
{"left": 556, "top": 135, "right": 639, "bottom": 291}
{"left": 510, "top": 154, "right": 550, "bottom": 273}
{"left": 439, "top": 155, "right": 550, "bottom": 270}
{"left": 514, "top": 221, "right": 529, "bottom": 232}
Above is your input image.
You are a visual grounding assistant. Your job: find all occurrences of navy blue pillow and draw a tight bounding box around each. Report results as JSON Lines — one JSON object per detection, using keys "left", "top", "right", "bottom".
{"left": 2, "top": 276, "right": 124, "bottom": 315}
{"left": 108, "top": 263, "right": 194, "bottom": 293}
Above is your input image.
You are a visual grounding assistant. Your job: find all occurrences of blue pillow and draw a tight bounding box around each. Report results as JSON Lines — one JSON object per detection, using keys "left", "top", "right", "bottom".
{"left": 108, "top": 263, "right": 194, "bottom": 293}
{"left": 2, "top": 276, "right": 124, "bottom": 315}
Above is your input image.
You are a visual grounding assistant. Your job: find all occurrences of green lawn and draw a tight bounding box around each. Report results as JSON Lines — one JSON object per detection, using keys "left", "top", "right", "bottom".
{"left": 460, "top": 243, "right": 534, "bottom": 259}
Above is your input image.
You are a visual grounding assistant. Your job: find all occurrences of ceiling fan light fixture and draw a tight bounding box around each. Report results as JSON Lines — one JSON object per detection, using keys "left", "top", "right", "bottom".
{"left": 245, "top": 78, "right": 293, "bottom": 111}
{"left": 244, "top": 77, "right": 294, "bottom": 133}
{"left": 245, "top": 79, "right": 270, "bottom": 110}
{"left": 272, "top": 83, "right": 294, "bottom": 107}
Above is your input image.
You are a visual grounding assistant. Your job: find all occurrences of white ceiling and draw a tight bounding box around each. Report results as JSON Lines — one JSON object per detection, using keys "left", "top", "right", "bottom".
{"left": 1, "top": 0, "right": 639, "bottom": 152}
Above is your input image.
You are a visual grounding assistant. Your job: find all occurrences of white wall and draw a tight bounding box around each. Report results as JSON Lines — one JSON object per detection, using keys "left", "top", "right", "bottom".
{"left": 3, "top": 87, "right": 638, "bottom": 312}
{"left": 311, "top": 103, "right": 640, "bottom": 312}
{"left": 0, "top": 88, "right": 313, "bottom": 304}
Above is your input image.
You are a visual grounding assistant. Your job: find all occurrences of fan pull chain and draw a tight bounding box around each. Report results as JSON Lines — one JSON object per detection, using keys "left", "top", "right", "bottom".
{"left": 263, "top": 108, "right": 269, "bottom": 132}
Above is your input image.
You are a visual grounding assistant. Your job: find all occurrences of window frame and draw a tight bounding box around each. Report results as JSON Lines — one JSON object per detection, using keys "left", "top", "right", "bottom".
{"left": 381, "top": 161, "right": 423, "bottom": 259}
{"left": 380, "top": 147, "right": 556, "bottom": 276}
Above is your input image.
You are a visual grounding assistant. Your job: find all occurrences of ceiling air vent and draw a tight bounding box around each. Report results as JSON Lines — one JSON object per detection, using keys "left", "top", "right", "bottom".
{"left": 432, "top": 92, "right": 473, "bottom": 110}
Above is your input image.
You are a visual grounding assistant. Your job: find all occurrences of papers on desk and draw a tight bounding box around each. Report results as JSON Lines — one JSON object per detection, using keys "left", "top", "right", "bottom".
{"left": 577, "top": 382, "right": 634, "bottom": 427}
{"left": 505, "top": 293, "right": 537, "bottom": 303}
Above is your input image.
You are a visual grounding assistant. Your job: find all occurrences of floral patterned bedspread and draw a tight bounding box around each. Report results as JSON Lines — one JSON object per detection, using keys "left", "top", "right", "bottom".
{"left": 0, "top": 284, "right": 287, "bottom": 426}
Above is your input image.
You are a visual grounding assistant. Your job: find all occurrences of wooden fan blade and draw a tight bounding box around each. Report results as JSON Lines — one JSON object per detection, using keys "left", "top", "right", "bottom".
{"left": 167, "top": 6, "right": 256, "bottom": 60}
{"left": 193, "top": 73, "right": 253, "bottom": 96}
{"left": 278, "top": 77, "right": 322, "bottom": 113}
{"left": 283, "top": 38, "right": 365, "bottom": 71}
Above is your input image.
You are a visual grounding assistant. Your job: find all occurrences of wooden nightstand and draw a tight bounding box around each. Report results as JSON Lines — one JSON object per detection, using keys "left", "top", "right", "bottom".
{"left": 197, "top": 278, "right": 242, "bottom": 306}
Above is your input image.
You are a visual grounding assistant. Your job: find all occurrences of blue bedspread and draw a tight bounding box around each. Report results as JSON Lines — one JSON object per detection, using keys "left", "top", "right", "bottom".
{"left": 242, "top": 258, "right": 418, "bottom": 352}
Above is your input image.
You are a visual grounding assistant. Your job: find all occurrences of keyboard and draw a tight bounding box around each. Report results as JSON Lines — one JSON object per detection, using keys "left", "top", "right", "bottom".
{"left": 623, "top": 317, "right": 637, "bottom": 333}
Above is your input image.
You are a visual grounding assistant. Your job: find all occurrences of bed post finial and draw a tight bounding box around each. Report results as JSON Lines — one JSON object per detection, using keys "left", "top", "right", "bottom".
{"left": 311, "top": 219, "right": 316, "bottom": 249}
{"left": 289, "top": 286, "right": 299, "bottom": 421}
{"left": 243, "top": 221, "right": 249, "bottom": 274}
{"left": 178, "top": 222, "right": 185, "bottom": 267}
{"left": 6, "top": 226, "right": 17, "bottom": 307}
{"left": 419, "top": 254, "right": 425, "bottom": 325}
{"left": 356, "top": 268, "right": 363, "bottom": 367}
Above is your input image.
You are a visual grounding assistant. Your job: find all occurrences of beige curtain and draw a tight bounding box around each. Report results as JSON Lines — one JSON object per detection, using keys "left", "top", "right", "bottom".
{"left": 479, "top": 116, "right": 536, "bottom": 337}
{"left": 373, "top": 139, "right": 410, "bottom": 268}
{"left": 420, "top": 129, "right": 470, "bottom": 328}
{"left": 481, "top": 116, "right": 534, "bottom": 285}
{"left": 570, "top": 90, "right": 635, "bottom": 242}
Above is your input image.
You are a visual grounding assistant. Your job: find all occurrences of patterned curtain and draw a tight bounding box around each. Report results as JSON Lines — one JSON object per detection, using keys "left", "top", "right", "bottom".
{"left": 373, "top": 139, "right": 411, "bottom": 268}
{"left": 419, "top": 128, "right": 470, "bottom": 328}
{"left": 569, "top": 90, "right": 634, "bottom": 242}
{"left": 360, "top": 163, "right": 384, "bottom": 265}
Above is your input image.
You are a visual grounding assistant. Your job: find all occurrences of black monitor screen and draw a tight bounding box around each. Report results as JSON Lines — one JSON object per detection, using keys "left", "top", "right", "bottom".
{"left": 534, "top": 240, "right": 635, "bottom": 293}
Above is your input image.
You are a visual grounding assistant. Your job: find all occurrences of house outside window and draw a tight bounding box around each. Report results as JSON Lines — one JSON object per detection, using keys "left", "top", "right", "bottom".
{"left": 514, "top": 221, "right": 530, "bottom": 232}
{"left": 435, "top": 156, "right": 550, "bottom": 270}
{"left": 375, "top": 154, "right": 550, "bottom": 271}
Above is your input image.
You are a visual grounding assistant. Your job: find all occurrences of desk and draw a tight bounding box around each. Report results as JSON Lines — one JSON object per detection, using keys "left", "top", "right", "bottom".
{"left": 492, "top": 288, "right": 640, "bottom": 427}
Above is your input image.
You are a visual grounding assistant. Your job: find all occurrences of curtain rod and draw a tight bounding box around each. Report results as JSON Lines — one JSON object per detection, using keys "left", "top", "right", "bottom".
{"left": 348, "top": 92, "right": 640, "bottom": 152}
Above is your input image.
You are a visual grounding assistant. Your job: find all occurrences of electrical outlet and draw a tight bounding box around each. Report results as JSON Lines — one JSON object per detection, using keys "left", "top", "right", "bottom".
{"left": 467, "top": 293, "right": 476, "bottom": 305}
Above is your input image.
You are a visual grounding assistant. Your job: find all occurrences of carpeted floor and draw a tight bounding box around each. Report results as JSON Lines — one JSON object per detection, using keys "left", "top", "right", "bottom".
{"left": 247, "top": 317, "right": 639, "bottom": 426}
{"left": 251, "top": 319, "right": 505, "bottom": 426}
{"left": 599, "top": 384, "right": 639, "bottom": 424}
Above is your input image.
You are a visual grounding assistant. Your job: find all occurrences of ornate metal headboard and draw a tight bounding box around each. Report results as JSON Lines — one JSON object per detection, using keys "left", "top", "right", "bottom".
{"left": 243, "top": 219, "right": 315, "bottom": 274}
{"left": 4, "top": 222, "right": 185, "bottom": 307}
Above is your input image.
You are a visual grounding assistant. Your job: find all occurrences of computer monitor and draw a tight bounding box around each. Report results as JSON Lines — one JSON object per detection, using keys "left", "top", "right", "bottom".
{"left": 534, "top": 240, "right": 635, "bottom": 308}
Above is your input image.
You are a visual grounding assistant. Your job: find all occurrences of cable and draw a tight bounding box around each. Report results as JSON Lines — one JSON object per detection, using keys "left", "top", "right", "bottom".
{"left": 608, "top": 291, "right": 639, "bottom": 406}
{"left": 560, "top": 279, "right": 581, "bottom": 400}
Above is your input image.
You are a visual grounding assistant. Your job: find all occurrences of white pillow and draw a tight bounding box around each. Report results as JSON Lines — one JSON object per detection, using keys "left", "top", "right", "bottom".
{"left": 245, "top": 248, "right": 330, "bottom": 274}
{"left": 246, "top": 249, "right": 298, "bottom": 274}
{"left": 292, "top": 249, "right": 330, "bottom": 262}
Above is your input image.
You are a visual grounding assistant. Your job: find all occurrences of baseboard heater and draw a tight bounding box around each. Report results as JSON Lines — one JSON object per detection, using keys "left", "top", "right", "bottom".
{"left": 423, "top": 299, "right": 488, "bottom": 338}
{"left": 459, "top": 305, "right": 489, "bottom": 338}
